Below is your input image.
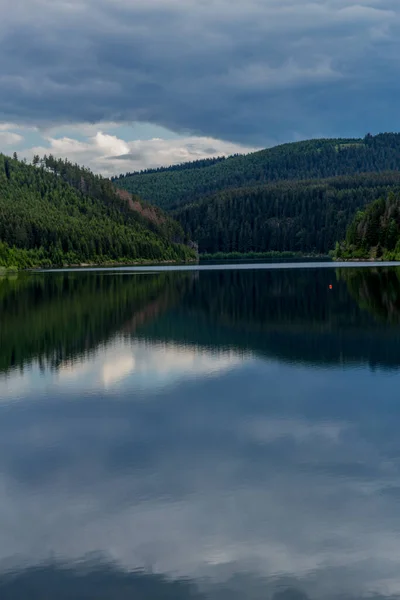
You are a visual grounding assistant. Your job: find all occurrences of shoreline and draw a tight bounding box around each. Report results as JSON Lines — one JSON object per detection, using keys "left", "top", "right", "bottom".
{"left": 199, "top": 253, "right": 330, "bottom": 262}
{"left": 334, "top": 257, "right": 386, "bottom": 262}
{"left": 32, "top": 258, "right": 199, "bottom": 271}
{"left": 0, "top": 258, "right": 199, "bottom": 274}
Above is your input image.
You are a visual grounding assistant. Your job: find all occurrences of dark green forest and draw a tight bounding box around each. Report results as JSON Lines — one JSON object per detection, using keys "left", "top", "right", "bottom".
{"left": 114, "top": 134, "right": 400, "bottom": 210}
{"left": 335, "top": 191, "right": 400, "bottom": 260}
{"left": 4, "top": 133, "right": 400, "bottom": 264}
{"left": 174, "top": 173, "right": 400, "bottom": 254}
{"left": 0, "top": 154, "right": 196, "bottom": 269}
{"left": 114, "top": 133, "right": 400, "bottom": 256}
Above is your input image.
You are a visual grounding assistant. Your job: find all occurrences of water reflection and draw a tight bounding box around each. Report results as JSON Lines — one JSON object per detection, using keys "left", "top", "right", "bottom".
{"left": 1, "top": 340, "right": 244, "bottom": 399}
{"left": 0, "top": 562, "right": 312, "bottom": 600}
{"left": 337, "top": 266, "right": 400, "bottom": 323}
{"left": 4, "top": 266, "right": 400, "bottom": 374}
{"left": 2, "top": 266, "right": 400, "bottom": 599}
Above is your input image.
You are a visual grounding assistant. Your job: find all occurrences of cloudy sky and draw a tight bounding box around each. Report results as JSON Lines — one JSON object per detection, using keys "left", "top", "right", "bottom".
{"left": 0, "top": 0, "right": 399, "bottom": 174}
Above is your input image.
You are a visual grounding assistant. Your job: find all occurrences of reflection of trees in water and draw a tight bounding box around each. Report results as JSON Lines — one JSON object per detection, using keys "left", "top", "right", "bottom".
{"left": 178, "top": 269, "right": 360, "bottom": 331}
{"left": 139, "top": 268, "right": 367, "bottom": 346}
{"left": 2, "top": 560, "right": 398, "bottom": 600}
{"left": 0, "top": 272, "right": 189, "bottom": 375}
{"left": 136, "top": 268, "right": 400, "bottom": 369}
{"left": 0, "top": 562, "right": 202, "bottom": 600}
{"left": 0, "top": 563, "right": 305, "bottom": 600}
{"left": 337, "top": 267, "right": 400, "bottom": 323}
{"left": 4, "top": 267, "right": 400, "bottom": 374}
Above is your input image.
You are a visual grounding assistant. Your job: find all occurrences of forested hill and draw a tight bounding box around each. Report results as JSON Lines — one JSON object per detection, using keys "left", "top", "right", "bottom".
{"left": 113, "top": 133, "right": 400, "bottom": 211}
{"left": 0, "top": 154, "right": 196, "bottom": 269}
{"left": 335, "top": 191, "right": 400, "bottom": 261}
{"left": 175, "top": 172, "right": 400, "bottom": 254}
{"left": 112, "top": 132, "right": 400, "bottom": 256}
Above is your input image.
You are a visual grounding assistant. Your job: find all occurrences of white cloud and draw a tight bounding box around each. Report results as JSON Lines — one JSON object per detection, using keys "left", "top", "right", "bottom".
{"left": 94, "top": 132, "right": 130, "bottom": 156}
{"left": 19, "top": 127, "right": 257, "bottom": 175}
{"left": 0, "top": 131, "right": 23, "bottom": 146}
{"left": 0, "top": 123, "right": 24, "bottom": 147}
{"left": 0, "top": 123, "right": 21, "bottom": 131}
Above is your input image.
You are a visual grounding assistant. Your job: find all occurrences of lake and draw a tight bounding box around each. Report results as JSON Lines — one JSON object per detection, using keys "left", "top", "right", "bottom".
{"left": 1, "top": 263, "right": 400, "bottom": 599}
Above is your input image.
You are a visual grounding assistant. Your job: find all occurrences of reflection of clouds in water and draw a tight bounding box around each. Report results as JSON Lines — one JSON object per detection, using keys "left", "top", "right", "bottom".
{"left": 0, "top": 338, "right": 248, "bottom": 399}
{"left": 242, "top": 418, "right": 348, "bottom": 444}
{"left": 102, "top": 355, "right": 136, "bottom": 387}
{"left": 1, "top": 359, "right": 400, "bottom": 597}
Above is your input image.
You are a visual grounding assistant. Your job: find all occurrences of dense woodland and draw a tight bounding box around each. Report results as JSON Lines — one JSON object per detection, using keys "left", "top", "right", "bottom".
{"left": 0, "top": 154, "right": 195, "bottom": 269}
{"left": 335, "top": 191, "right": 400, "bottom": 260}
{"left": 4, "top": 133, "right": 400, "bottom": 265}
{"left": 174, "top": 173, "right": 400, "bottom": 254}
{"left": 115, "top": 134, "right": 400, "bottom": 210}
{"left": 114, "top": 133, "right": 400, "bottom": 256}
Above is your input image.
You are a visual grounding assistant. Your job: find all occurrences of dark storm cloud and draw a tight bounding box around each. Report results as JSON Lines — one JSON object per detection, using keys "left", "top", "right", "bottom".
{"left": 1, "top": 0, "right": 400, "bottom": 144}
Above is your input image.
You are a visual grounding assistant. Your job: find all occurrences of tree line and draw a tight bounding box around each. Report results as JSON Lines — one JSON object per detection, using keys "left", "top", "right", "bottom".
{"left": 111, "top": 155, "right": 228, "bottom": 179}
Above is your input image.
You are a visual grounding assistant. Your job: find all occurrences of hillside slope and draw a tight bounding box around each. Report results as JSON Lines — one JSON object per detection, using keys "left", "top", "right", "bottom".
{"left": 0, "top": 154, "right": 196, "bottom": 269}
{"left": 114, "top": 133, "right": 400, "bottom": 211}
{"left": 335, "top": 191, "right": 400, "bottom": 260}
{"left": 173, "top": 172, "right": 400, "bottom": 254}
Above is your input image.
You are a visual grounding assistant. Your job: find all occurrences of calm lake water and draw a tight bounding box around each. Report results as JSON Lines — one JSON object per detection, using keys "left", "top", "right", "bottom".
{"left": 2, "top": 263, "right": 400, "bottom": 599}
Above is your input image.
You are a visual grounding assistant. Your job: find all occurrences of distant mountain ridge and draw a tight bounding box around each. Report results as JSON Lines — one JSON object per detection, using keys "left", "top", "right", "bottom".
{"left": 114, "top": 133, "right": 400, "bottom": 255}
{"left": 114, "top": 134, "right": 400, "bottom": 210}
{"left": 113, "top": 155, "right": 229, "bottom": 178}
